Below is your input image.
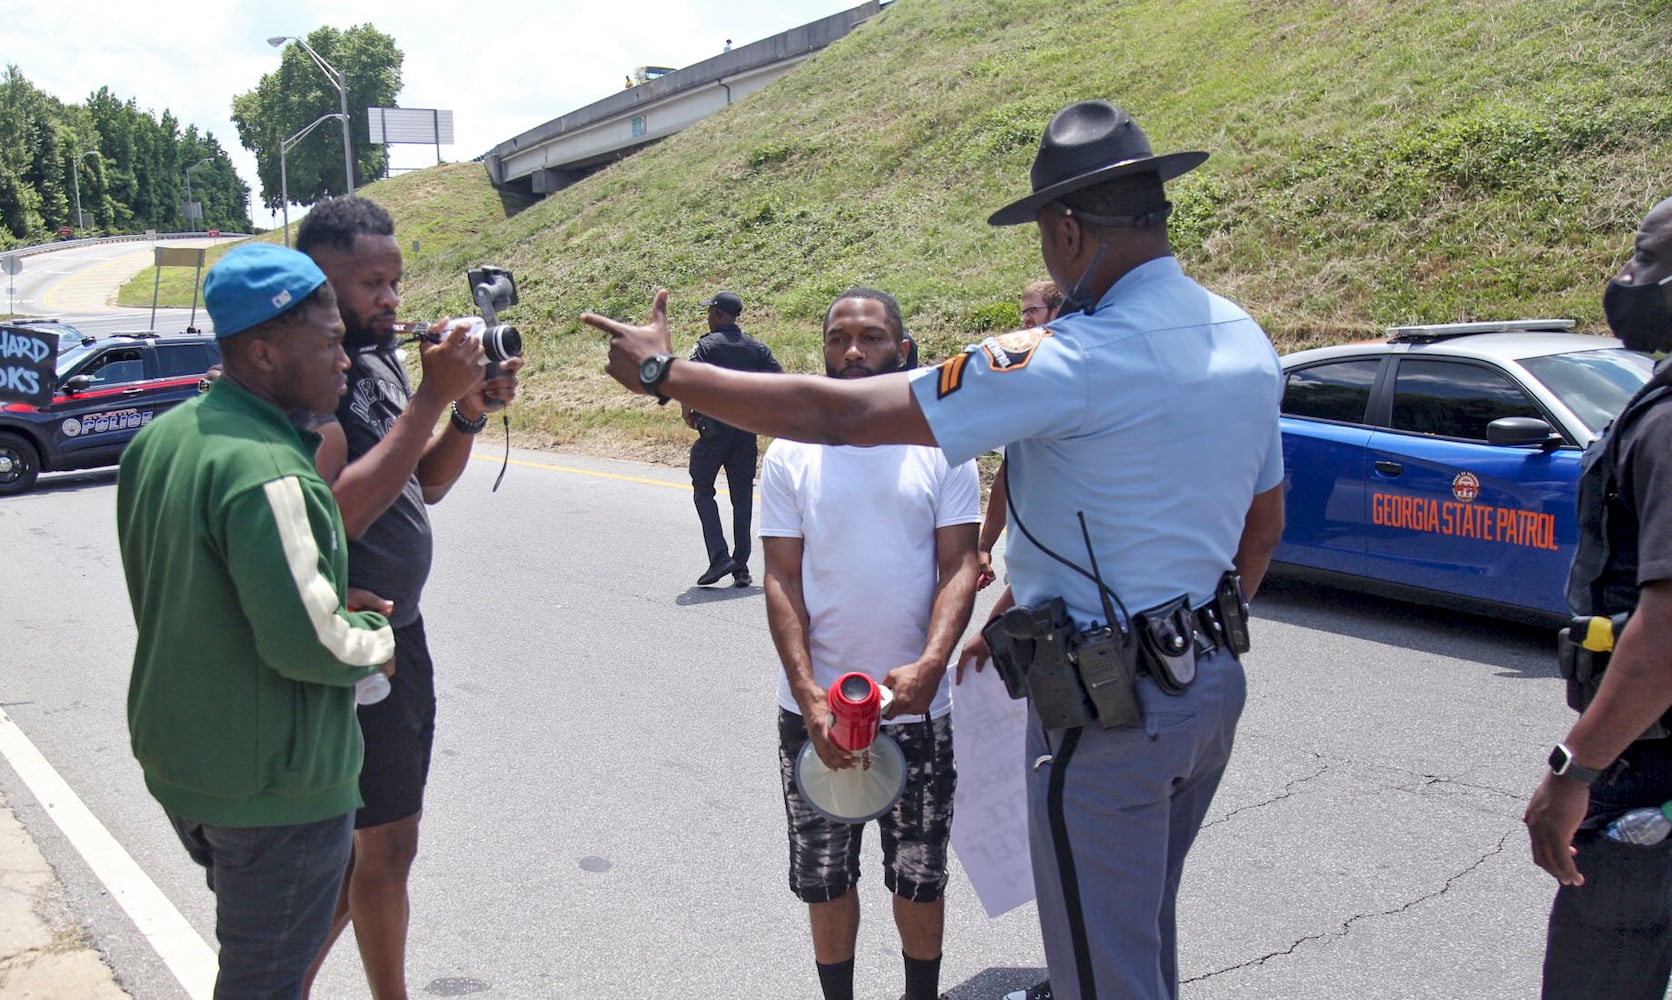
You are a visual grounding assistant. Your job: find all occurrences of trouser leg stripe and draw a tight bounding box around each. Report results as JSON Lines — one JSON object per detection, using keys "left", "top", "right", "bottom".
{"left": 1046, "top": 725, "right": 1097, "bottom": 999}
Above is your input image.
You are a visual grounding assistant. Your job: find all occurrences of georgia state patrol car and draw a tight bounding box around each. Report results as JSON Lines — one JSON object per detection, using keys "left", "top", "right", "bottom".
{"left": 1272, "top": 320, "right": 1653, "bottom": 624}
{"left": 0, "top": 322, "right": 219, "bottom": 496}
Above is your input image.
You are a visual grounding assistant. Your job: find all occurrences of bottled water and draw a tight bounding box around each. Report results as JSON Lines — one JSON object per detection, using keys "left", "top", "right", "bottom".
{"left": 1604, "top": 802, "right": 1672, "bottom": 845}
{"left": 356, "top": 672, "right": 391, "bottom": 706}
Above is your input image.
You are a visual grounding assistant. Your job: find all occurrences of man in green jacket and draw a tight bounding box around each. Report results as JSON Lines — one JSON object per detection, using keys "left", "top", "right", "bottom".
{"left": 117, "top": 243, "right": 396, "bottom": 1000}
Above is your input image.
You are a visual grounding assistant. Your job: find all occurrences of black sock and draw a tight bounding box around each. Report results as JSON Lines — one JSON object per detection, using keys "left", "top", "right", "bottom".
{"left": 903, "top": 952, "right": 942, "bottom": 1000}
{"left": 816, "top": 958, "right": 855, "bottom": 1000}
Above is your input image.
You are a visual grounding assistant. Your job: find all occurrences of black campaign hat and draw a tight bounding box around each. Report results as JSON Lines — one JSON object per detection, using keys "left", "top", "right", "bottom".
{"left": 987, "top": 100, "right": 1208, "bottom": 227}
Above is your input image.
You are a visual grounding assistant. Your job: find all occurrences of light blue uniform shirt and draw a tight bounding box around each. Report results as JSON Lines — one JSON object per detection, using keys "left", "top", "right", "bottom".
{"left": 909, "top": 256, "right": 1284, "bottom": 628}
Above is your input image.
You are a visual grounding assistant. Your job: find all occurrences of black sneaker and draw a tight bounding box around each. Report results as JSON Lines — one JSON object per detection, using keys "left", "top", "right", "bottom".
{"left": 1003, "top": 982, "right": 1052, "bottom": 1000}
{"left": 697, "top": 557, "right": 738, "bottom": 586}
{"left": 733, "top": 568, "right": 752, "bottom": 588}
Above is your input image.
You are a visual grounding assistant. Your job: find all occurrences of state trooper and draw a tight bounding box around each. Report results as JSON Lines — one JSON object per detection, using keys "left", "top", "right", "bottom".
{"left": 584, "top": 99, "right": 1286, "bottom": 1000}
{"left": 1528, "top": 194, "right": 1672, "bottom": 999}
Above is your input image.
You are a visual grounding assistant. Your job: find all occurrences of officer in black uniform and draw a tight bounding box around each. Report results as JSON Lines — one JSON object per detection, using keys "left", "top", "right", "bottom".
{"left": 1528, "top": 194, "right": 1672, "bottom": 999}
{"left": 683, "top": 291, "right": 782, "bottom": 587}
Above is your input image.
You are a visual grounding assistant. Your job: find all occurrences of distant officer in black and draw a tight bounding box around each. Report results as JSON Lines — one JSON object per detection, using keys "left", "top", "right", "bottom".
{"left": 683, "top": 290, "right": 781, "bottom": 587}
{"left": 1527, "top": 193, "right": 1672, "bottom": 999}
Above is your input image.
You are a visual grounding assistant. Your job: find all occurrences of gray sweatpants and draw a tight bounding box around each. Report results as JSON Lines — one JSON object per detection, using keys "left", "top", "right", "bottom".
{"left": 1026, "top": 648, "right": 1246, "bottom": 1000}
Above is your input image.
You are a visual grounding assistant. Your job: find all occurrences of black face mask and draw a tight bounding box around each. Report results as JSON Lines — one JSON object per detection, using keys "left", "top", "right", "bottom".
{"left": 1603, "top": 274, "right": 1672, "bottom": 353}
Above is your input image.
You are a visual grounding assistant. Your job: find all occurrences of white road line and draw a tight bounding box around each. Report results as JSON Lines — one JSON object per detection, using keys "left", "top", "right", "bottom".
{"left": 0, "top": 706, "right": 216, "bottom": 999}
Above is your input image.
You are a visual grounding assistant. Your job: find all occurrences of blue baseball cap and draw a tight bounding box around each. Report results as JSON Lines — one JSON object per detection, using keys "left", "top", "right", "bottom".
{"left": 204, "top": 243, "right": 329, "bottom": 338}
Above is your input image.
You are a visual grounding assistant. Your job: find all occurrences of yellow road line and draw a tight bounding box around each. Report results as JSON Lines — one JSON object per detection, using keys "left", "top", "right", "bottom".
{"left": 472, "top": 452, "right": 757, "bottom": 498}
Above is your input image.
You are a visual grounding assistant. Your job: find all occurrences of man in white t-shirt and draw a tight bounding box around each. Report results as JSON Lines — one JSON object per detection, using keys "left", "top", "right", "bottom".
{"left": 760, "top": 288, "right": 981, "bottom": 1000}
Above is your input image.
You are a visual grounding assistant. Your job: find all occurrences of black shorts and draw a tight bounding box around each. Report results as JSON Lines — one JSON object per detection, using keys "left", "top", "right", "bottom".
{"left": 355, "top": 615, "right": 436, "bottom": 829}
{"left": 777, "top": 708, "right": 956, "bottom": 904}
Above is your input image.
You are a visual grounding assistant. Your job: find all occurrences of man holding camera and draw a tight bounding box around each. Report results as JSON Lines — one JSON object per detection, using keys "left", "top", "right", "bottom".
{"left": 585, "top": 100, "right": 1284, "bottom": 1000}
{"left": 761, "top": 288, "right": 980, "bottom": 1000}
{"left": 296, "top": 195, "right": 521, "bottom": 1000}
{"left": 118, "top": 244, "right": 396, "bottom": 998}
{"left": 684, "top": 290, "right": 782, "bottom": 587}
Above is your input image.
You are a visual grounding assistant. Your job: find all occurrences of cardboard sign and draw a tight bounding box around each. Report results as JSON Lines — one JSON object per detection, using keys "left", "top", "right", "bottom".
{"left": 0, "top": 326, "right": 58, "bottom": 406}
{"left": 949, "top": 661, "right": 1036, "bottom": 917}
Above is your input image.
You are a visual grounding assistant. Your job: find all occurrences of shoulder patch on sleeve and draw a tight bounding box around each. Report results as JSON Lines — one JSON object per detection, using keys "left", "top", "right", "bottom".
{"left": 980, "top": 328, "right": 1053, "bottom": 372}
{"left": 936, "top": 352, "right": 972, "bottom": 398}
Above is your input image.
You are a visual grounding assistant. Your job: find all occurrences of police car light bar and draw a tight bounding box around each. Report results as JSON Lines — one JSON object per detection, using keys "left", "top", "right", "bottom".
{"left": 1387, "top": 319, "right": 1576, "bottom": 343}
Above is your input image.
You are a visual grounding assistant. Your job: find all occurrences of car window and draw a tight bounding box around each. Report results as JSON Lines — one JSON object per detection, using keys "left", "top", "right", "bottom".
{"left": 157, "top": 343, "right": 217, "bottom": 377}
{"left": 1282, "top": 359, "right": 1380, "bottom": 423}
{"left": 1390, "top": 359, "right": 1543, "bottom": 441}
{"left": 1519, "top": 349, "right": 1654, "bottom": 438}
{"left": 56, "top": 341, "right": 100, "bottom": 373}
{"left": 83, "top": 349, "right": 146, "bottom": 387}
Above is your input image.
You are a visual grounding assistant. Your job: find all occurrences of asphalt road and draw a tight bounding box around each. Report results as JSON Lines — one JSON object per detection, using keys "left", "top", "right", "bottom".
{"left": 0, "top": 443, "right": 1573, "bottom": 1000}
{"left": 0, "top": 238, "right": 1577, "bottom": 999}
{"left": 3, "top": 236, "right": 238, "bottom": 336}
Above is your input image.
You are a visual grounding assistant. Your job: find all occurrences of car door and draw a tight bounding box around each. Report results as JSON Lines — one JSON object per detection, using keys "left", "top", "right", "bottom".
{"left": 50, "top": 344, "right": 157, "bottom": 467}
{"left": 1364, "top": 357, "right": 1579, "bottom": 615}
{"left": 1274, "top": 357, "right": 1383, "bottom": 576}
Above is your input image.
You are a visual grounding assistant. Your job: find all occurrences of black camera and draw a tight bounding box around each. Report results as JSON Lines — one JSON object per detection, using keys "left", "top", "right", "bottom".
{"left": 466, "top": 266, "right": 523, "bottom": 408}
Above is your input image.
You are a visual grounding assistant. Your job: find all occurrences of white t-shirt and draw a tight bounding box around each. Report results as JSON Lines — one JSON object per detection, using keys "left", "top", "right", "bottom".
{"left": 759, "top": 441, "right": 981, "bottom": 722}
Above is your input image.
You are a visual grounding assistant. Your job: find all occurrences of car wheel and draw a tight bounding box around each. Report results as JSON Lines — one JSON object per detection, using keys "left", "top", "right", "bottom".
{"left": 0, "top": 433, "right": 40, "bottom": 496}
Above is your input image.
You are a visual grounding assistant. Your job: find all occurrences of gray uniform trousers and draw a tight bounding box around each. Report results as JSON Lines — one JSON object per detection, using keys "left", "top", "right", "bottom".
{"left": 1026, "top": 647, "right": 1246, "bottom": 1000}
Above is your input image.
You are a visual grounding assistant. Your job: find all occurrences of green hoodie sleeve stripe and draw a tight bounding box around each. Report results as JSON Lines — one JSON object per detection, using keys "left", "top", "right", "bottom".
{"left": 262, "top": 476, "right": 396, "bottom": 669}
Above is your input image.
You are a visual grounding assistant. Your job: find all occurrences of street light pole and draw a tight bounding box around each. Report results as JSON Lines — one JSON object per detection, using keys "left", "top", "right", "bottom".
{"left": 70, "top": 150, "right": 98, "bottom": 231}
{"left": 184, "top": 157, "right": 213, "bottom": 232}
{"left": 278, "top": 114, "right": 348, "bottom": 247}
{"left": 268, "top": 35, "right": 355, "bottom": 194}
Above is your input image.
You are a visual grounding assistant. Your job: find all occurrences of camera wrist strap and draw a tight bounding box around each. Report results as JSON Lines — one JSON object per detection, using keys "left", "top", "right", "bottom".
{"left": 493, "top": 415, "right": 509, "bottom": 492}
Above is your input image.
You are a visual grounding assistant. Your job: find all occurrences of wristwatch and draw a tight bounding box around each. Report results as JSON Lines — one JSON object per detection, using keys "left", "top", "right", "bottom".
{"left": 1548, "top": 743, "right": 1605, "bottom": 785}
{"left": 638, "top": 352, "right": 675, "bottom": 405}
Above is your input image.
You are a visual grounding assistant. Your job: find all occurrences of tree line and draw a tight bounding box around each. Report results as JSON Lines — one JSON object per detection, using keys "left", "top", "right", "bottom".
{"left": 0, "top": 66, "right": 252, "bottom": 248}
{"left": 232, "top": 25, "right": 403, "bottom": 213}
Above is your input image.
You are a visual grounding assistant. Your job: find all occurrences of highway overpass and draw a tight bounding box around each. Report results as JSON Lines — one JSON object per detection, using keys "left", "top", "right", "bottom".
{"left": 483, "top": 1, "right": 886, "bottom": 197}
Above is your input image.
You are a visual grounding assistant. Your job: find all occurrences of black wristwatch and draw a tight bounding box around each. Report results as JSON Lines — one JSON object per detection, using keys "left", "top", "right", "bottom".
{"left": 638, "top": 352, "right": 676, "bottom": 405}
{"left": 1548, "top": 743, "right": 1606, "bottom": 785}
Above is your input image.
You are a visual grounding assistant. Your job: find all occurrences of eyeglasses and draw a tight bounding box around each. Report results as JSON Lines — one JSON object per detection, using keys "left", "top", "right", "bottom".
{"left": 1021, "top": 305, "right": 1049, "bottom": 321}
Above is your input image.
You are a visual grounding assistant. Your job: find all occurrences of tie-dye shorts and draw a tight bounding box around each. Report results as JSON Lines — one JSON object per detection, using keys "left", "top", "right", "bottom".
{"left": 777, "top": 708, "right": 956, "bottom": 904}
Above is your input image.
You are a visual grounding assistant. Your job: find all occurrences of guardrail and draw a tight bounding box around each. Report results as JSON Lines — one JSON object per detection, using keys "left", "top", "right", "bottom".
{"left": 0, "top": 231, "right": 250, "bottom": 263}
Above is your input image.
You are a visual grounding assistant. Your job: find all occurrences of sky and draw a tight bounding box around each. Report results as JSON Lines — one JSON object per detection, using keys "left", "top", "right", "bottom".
{"left": 0, "top": 0, "right": 860, "bottom": 229}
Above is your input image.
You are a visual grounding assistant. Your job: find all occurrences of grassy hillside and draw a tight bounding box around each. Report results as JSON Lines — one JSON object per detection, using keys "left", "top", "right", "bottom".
{"left": 115, "top": 163, "right": 532, "bottom": 307}
{"left": 139, "top": 0, "right": 1672, "bottom": 464}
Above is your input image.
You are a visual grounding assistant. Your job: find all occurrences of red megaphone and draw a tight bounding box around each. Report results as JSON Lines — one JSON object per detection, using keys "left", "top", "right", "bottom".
{"left": 828, "top": 671, "right": 892, "bottom": 751}
{"left": 793, "top": 672, "right": 907, "bottom": 824}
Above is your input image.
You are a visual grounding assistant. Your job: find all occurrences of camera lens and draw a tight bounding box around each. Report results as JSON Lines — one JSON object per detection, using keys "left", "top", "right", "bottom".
{"left": 481, "top": 324, "right": 523, "bottom": 364}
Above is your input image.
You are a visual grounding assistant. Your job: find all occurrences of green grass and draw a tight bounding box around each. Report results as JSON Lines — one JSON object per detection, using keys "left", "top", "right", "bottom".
{"left": 128, "top": 0, "right": 1672, "bottom": 462}
{"left": 115, "top": 163, "right": 533, "bottom": 308}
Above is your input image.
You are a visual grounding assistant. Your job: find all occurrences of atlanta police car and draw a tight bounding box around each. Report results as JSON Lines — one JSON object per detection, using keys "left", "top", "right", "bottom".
{"left": 0, "top": 322, "right": 219, "bottom": 495}
{"left": 1271, "top": 320, "right": 1653, "bottom": 623}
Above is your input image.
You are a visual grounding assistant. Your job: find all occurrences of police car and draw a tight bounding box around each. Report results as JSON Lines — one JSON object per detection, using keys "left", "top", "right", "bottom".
{"left": 0, "top": 321, "right": 219, "bottom": 495}
{"left": 1271, "top": 320, "right": 1653, "bottom": 623}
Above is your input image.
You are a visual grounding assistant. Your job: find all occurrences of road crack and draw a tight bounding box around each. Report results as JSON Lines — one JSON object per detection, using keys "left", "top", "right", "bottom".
{"left": 1202, "top": 753, "right": 1328, "bottom": 830}
{"left": 1182, "top": 831, "right": 1512, "bottom": 984}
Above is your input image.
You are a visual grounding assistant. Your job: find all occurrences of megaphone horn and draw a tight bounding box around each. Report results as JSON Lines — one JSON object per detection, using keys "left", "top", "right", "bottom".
{"left": 794, "top": 672, "right": 908, "bottom": 824}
